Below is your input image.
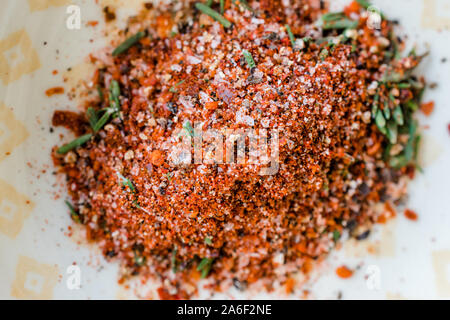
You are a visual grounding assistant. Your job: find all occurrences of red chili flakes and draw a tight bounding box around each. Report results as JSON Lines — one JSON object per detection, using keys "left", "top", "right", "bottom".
{"left": 420, "top": 101, "right": 434, "bottom": 116}
{"left": 205, "top": 101, "right": 219, "bottom": 110}
{"left": 378, "top": 202, "right": 396, "bottom": 224}
{"left": 336, "top": 266, "right": 353, "bottom": 279}
{"left": 344, "top": 1, "right": 361, "bottom": 17}
{"left": 404, "top": 209, "right": 418, "bottom": 221}
{"left": 45, "top": 87, "right": 64, "bottom": 97}
{"left": 157, "top": 287, "right": 177, "bottom": 300}
{"left": 155, "top": 13, "right": 174, "bottom": 38}
{"left": 86, "top": 20, "right": 99, "bottom": 27}
{"left": 51, "top": 0, "right": 428, "bottom": 298}
{"left": 150, "top": 150, "right": 165, "bottom": 166}
{"left": 285, "top": 277, "right": 295, "bottom": 294}
{"left": 157, "top": 287, "right": 188, "bottom": 300}
{"left": 52, "top": 110, "right": 88, "bottom": 136}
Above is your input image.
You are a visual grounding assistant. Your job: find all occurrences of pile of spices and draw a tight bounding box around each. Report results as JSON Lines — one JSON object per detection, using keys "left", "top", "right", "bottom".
{"left": 52, "top": 0, "right": 428, "bottom": 298}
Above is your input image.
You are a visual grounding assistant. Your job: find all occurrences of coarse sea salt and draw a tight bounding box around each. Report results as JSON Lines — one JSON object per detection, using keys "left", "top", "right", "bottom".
{"left": 187, "top": 55, "right": 202, "bottom": 65}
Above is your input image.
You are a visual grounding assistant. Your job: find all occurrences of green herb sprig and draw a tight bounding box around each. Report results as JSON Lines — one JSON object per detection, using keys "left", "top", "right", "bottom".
{"left": 195, "top": 3, "right": 231, "bottom": 28}
{"left": 57, "top": 134, "right": 93, "bottom": 154}
{"left": 333, "top": 230, "right": 340, "bottom": 242}
{"left": 323, "top": 19, "right": 358, "bottom": 30}
{"left": 87, "top": 80, "right": 121, "bottom": 132}
{"left": 133, "top": 250, "right": 146, "bottom": 267}
{"left": 112, "top": 31, "right": 145, "bottom": 57}
{"left": 171, "top": 246, "right": 178, "bottom": 273}
{"left": 58, "top": 80, "right": 122, "bottom": 154}
{"left": 183, "top": 121, "right": 195, "bottom": 138}
{"left": 86, "top": 107, "right": 98, "bottom": 129}
{"left": 373, "top": 50, "right": 425, "bottom": 170}
{"left": 320, "top": 12, "right": 358, "bottom": 30}
{"left": 242, "top": 50, "right": 256, "bottom": 69}
{"left": 285, "top": 24, "right": 296, "bottom": 49}
{"left": 169, "top": 80, "right": 185, "bottom": 93}
{"left": 197, "top": 258, "right": 214, "bottom": 278}
{"left": 109, "top": 80, "right": 121, "bottom": 114}
{"left": 116, "top": 171, "right": 136, "bottom": 193}
{"left": 65, "top": 200, "right": 82, "bottom": 223}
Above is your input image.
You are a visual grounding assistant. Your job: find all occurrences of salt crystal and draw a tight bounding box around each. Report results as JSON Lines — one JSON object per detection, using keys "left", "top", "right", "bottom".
{"left": 187, "top": 55, "right": 202, "bottom": 65}
{"left": 170, "top": 64, "right": 182, "bottom": 72}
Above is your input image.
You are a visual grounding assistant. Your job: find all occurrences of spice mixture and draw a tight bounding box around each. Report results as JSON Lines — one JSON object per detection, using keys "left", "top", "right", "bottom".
{"left": 52, "top": 0, "right": 427, "bottom": 298}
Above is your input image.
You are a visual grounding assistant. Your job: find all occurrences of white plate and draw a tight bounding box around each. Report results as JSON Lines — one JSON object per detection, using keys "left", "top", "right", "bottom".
{"left": 0, "top": 0, "right": 449, "bottom": 299}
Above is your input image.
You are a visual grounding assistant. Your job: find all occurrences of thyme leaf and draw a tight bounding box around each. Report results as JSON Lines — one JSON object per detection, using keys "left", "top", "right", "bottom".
{"left": 57, "top": 133, "right": 93, "bottom": 154}
{"left": 383, "top": 103, "right": 391, "bottom": 120}
{"left": 323, "top": 19, "right": 358, "bottom": 30}
{"left": 183, "top": 120, "right": 195, "bottom": 138}
{"left": 116, "top": 171, "right": 136, "bottom": 193}
{"left": 197, "top": 258, "right": 214, "bottom": 278}
{"left": 319, "top": 48, "right": 329, "bottom": 61}
{"left": 86, "top": 107, "right": 99, "bottom": 129}
{"left": 405, "top": 100, "right": 419, "bottom": 111}
{"left": 386, "top": 120, "right": 398, "bottom": 144}
{"left": 97, "top": 85, "right": 104, "bottom": 100}
{"left": 109, "top": 80, "right": 121, "bottom": 113}
{"left": 92, "top": 109, "right": 113, "bottom": 132}
{"left": 285, "top": 24, "right": 296, "bottom": 48}
{"left": 321, "top": 12, "right": 358, "bottom": 30}
{"left": 169, "top": 80, "right": 185, "bottom": 93}
{"left": 375, "top": 109, "right": 387, "bottom": 134}
{"left": 333, "top": 230, "right": 340, "bottom": 242}
{"left": 397, "top": 82, "right": 411, "bottom": 89}
{"left": 112, "top": 31, "right": 145, "bottom": 56}
{"left": 321, "top": 12, "right": 346, "bottom": 22}
{"left": 242, "top": 50, "right": 256, "bottom": 69}
{"left": 133, "top": 250, "right": 146, "bottom": 266}
{"left": 355, "top": 0, "right": 371, "bottom": 8}
{"left": 65, "top": 200, "right": 81, "bottom": 223}
{"left": 171, "top": 246, "right": 178, "bottom": 273}
{"left": 205, "top": 237, "right": 213, "bottom": 245}
{"left": 393, "top": 105, "right": 404, "bottom": 125}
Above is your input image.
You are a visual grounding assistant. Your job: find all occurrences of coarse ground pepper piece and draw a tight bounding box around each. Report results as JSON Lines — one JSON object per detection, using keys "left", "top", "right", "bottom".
{"left": 52, "top": 0, "right": 427, "bottom": 298}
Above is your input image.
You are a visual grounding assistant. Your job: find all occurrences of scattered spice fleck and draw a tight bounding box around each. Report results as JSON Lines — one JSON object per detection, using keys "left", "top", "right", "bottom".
{"left": 45, "top": 87, "right": 64, "bottom": 97}
{"left": 150, "top": 150, "right": 165, "bottom": 166}
{"left": 86, "top": 20, "right": 99, "bottom": 27}
{"left": 103, "top": 6, "right": 116, "bottom": 22}
{"left": 420, "top": 101, "right": 434, "bottom": 116}
{"left": 404, "top": 209, "right": 418, "bottom": 221}
{"left": 336, "top": 266, "right": 354, "bottom": 279}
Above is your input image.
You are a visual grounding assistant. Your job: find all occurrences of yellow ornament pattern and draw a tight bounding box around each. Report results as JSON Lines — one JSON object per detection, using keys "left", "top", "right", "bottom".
{"left": 0, "top": 29, "right": 40, "bottom": 85}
